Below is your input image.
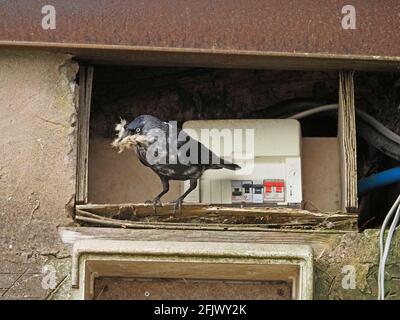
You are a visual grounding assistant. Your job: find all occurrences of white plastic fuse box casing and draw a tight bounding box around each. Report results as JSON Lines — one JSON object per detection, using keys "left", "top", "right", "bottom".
{"left": 182, "top": 119, "right": 302, "bottom": 206}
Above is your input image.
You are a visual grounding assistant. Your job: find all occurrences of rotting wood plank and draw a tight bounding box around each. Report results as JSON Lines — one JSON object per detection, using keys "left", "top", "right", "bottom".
{"left": 76, "top": 66, "right": 94, "bottom": 204}
{"left": 338, "top": 71, "right": 358, "bottom": 213}
{"left": 75, "top": 203, "right": 357, "bottom": 231}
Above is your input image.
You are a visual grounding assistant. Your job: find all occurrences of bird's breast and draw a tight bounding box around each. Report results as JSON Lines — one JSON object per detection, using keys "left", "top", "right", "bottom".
{"left": 150, "top": 164, "right": 205, "bottom": 180}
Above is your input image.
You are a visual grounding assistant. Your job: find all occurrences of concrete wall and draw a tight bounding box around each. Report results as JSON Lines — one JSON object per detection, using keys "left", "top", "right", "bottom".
{"left": 0, "top": 50, "right": 77, "bottom": 299}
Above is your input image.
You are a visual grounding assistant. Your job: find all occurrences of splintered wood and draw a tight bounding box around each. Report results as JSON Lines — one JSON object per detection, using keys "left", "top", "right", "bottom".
{"left": 338, "top": 71, "right": 358, "bottom": 213}
{"left": 75, "top": 203, "right": 357, "bottom": 231}
{"left": 76, "top": 66, "right": 94, "bottom": 204}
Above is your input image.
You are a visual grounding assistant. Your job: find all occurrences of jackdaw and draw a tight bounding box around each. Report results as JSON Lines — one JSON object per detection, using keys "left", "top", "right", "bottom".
{"left": 112, "top": 115, "right": 241, "bottom": 211}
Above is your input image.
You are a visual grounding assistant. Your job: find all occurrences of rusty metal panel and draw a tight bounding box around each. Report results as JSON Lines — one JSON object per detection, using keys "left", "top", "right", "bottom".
{"left": 1, "top": 0, "right": 400, "bottom": 58}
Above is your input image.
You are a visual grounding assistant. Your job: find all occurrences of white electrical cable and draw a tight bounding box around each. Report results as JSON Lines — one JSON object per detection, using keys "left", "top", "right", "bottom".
{"left": 378, "top": 194, "right": 400, "bottom": 300}
{"left": 378, "top": 194, "right": 400, "bottom": 299}
{"left": 289, "top": 104, "right": 338, "bottom": 120}
{"left": 290, "top": 104, "right": 400, "bottom": 145}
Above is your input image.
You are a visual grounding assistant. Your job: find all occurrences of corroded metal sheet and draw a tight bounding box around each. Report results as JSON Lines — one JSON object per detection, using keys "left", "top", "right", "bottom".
{"left": 0, "top": 0, "right": 400, "bottom": 58}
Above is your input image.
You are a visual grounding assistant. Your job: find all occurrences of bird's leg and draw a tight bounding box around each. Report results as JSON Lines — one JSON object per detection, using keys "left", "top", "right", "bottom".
{"left": 145, "top": 177, "right": 169, "bottom": 211}
{"left": 171, "top": 178, "right": 198, "bottom": 215}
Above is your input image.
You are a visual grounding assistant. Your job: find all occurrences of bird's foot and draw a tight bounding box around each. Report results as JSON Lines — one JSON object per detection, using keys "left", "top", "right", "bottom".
{"left": 169, "top": 199, "right": 183, "bottom": 216}
{"left": 145, "top": 197, "right": 162, "bottom": 213}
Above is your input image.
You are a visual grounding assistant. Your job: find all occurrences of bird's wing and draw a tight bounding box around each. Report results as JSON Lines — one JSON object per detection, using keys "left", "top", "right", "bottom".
{"left": 176, "top": 133, "right": 228, "bottom": 168}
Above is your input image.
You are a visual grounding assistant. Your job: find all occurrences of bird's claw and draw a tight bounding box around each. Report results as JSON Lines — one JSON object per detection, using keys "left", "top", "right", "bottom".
{"left": 145, "top": 198, "right": 162, "bottom": 206}
{"left": 145, "top": 198, "right": 162, "bottom": 213}
{"left": 170, "top": 199, "right": 183, "bottom": 216}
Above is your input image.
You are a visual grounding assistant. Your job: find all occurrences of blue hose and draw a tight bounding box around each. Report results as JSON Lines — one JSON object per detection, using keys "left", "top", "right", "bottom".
{"left": 358, "top": 167, "right": 400, "bottom": 196}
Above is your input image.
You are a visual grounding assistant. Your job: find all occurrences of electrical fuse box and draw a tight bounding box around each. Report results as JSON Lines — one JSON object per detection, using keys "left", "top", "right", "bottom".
{"left": 182, "top": 119, "right": 302, "bottom": 206}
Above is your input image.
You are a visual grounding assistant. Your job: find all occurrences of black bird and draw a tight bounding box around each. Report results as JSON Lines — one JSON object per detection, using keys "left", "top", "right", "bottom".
{"left": 112, "top": 115, "right": 241, "bottom": 211}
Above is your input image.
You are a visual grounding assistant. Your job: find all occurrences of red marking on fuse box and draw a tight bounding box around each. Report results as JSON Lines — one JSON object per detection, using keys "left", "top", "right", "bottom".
{"left": 264, "top": 180, "right": 285, "bottom": 194}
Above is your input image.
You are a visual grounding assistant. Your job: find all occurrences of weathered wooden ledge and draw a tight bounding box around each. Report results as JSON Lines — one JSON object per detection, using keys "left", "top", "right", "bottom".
{"left": 75, "top": 203, "right": 358, "bottom": 231}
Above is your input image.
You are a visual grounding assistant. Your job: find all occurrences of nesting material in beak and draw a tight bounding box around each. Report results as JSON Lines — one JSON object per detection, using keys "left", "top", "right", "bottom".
{"left": 111, "top": 119, "right": 149, "bottom": 153}
{"left": 112, "top": 135, "right": 149, "bottom": 153}
{"left": 115, "top": 119, "right": 127, "bottom": 135}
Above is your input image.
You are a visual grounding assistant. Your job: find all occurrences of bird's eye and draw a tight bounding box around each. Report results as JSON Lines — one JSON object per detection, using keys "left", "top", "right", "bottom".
{"left": 135, "top": 127, "right": 141, "bottom": 133}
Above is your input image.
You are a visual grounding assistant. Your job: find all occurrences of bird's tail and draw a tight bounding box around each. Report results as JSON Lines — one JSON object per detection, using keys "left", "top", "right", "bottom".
{"left": 219, "top": 161, "right": 241, "bottom": 171}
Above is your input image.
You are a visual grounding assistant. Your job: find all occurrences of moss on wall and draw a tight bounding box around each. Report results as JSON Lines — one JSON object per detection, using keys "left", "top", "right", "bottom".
{"left": 315, "top": 230, "right": 400, "bottom": 300}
